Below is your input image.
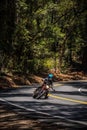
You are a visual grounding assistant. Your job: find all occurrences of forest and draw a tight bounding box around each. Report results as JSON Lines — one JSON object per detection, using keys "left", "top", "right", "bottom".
{"left": 0, "top": 0, "right": 87, "bottom": 75}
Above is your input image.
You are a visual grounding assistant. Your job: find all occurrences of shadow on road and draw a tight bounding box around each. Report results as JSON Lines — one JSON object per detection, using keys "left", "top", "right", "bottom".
{"left": 0, "top": 83, "right": 87, "bottom": 129}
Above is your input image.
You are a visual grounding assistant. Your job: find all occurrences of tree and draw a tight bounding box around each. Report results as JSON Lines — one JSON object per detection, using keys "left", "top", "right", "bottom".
{"left": 0, "top": 0, "right": 87, "bottom": 74}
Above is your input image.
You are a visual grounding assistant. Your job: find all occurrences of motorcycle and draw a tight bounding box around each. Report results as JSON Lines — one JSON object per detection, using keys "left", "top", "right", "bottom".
{"left": 33, "top": 79, "right": 50, "bottom": 99}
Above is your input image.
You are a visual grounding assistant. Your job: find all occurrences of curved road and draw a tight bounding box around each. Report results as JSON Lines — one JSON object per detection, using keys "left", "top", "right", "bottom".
{"left": 0, "top": 81, "right": 87, "bottom": 129}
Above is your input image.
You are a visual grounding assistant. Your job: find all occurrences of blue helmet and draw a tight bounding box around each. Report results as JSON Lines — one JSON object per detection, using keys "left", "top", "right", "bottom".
{"left": 48, "top": 73, "right": 53, "bottom": 78}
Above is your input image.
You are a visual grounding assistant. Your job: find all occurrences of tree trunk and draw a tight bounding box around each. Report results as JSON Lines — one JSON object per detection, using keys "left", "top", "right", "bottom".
{"left": 82, "top": 46, "right": 87, "bottom": 71}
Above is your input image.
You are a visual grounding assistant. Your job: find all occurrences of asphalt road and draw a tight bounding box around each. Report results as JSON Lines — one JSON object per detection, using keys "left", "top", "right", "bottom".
{"left": 0, "top": 81, "right": 87, "bottom": 129}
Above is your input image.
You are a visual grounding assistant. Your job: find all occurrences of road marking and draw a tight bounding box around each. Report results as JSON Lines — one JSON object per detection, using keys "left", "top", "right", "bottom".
{"left": 0, "top": 98, "right": 51, "bottom": 116}
{"left": 49, "top": 94, "right": 87, "bottom": 105}
{"left": 53, "top": 83, "right": 63, "bottom": 87}
{"left": 0, "top": 97, "right": 87, "bottom": 126}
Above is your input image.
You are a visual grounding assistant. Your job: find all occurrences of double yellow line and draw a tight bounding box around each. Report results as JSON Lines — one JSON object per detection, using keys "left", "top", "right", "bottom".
{"left": 49, "top": 94, "right": 87, "bottom": 105}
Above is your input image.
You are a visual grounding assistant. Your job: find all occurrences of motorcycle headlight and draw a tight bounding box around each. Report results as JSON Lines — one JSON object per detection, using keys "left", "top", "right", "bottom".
{"left": 46, "top": 85, "right": 49, "bottom": 89}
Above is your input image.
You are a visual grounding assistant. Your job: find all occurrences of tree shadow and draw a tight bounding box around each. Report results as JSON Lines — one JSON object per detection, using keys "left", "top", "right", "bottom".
{"left": 0, "top": 84, "right": 87, "bottom": 129}
{"left": 0, "top": 100, "right": 87, "bottom": 130}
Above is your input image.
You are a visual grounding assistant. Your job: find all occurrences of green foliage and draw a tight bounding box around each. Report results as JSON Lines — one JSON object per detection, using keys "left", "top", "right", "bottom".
{"left": 0, "top": 0, "right": 87, "bottom": 74}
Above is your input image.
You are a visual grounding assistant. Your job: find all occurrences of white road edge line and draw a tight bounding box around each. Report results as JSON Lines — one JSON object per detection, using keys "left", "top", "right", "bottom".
{"left": 0, "top": 97, "right": 50, "bottom": 116}
{"left": 0, "top": 97, "right": 87, "bottom": 126}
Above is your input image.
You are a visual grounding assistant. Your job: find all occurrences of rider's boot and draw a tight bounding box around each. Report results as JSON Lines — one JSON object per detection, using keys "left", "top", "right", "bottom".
{"left": 45, "top": 90, "right": 49, "bottom": 99}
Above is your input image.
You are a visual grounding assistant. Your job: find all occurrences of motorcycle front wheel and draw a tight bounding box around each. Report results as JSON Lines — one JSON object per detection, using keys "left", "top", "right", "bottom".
{"left": 33, "top": 86, "right": 42, "bottom": 99}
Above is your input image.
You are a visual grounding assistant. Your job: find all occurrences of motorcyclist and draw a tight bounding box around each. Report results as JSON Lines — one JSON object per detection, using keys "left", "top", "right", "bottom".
{"left": 33, "top": 73, "right": 55, "bottom": 99}
{"left": 44, "top": 73, "right": 55, "bottom": 99}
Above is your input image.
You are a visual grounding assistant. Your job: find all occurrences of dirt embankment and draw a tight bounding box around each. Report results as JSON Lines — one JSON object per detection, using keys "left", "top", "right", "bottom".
{"left": 0, "top": 71, "right": 87, "bottom": 89}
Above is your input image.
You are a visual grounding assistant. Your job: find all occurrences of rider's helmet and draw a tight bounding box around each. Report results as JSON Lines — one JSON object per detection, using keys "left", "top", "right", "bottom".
{"left": 48, "top": 73, "right": 53, "bottom": 79}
